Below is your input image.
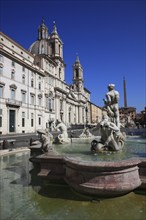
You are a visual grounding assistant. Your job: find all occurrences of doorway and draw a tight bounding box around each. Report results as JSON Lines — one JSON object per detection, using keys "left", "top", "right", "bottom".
{"left": 9, "top": 110, "right": 15, "bottom": 132}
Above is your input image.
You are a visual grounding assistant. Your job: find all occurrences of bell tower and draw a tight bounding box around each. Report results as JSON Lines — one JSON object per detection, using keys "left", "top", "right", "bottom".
{"left": 38, "top": 19, "right": 48, "bottom": 40}
{"left": 72, "top": 54, "right": 84, "bottom": 92}
{"left": 37, "top": 19, "right": 49, "bottom": 55}
{"left": 49, "top": 21, "right": 63, "bottom": 60}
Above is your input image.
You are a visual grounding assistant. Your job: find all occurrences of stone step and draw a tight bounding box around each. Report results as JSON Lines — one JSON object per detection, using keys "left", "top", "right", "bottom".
{"left": 38, "top": 169, "right": 51, "bottom": 177}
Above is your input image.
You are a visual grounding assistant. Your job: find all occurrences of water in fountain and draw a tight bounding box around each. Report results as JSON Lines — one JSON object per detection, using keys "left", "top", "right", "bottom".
{"left": 53, "top": 136, "right": 146, "bottom": 162}
{"left": 0, "top": 151, "right": 146, "bottom": 220}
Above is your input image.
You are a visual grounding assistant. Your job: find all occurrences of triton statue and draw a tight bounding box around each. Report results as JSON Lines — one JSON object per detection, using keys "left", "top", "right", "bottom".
{"left": 91, "top": 84, "right": 126, "bottom": 152}
{"left": 54, "top": 119, "right": 70, "bottom": 144}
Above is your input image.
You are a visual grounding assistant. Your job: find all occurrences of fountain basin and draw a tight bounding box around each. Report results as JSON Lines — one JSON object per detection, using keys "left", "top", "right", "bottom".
{"left": 64, "top": 157, "right": 141, "bottom": 197}
{"left": 138, "top": 158, "right": 146, "bottom": 190}
{"left": 30, "top": 136, "right": 146, "bottom": 197}
{"left": 1, "top": 151, "right": 146, "bottom": 220}
{"left": 30, "top": 152, "right": 143, "bottom": 197}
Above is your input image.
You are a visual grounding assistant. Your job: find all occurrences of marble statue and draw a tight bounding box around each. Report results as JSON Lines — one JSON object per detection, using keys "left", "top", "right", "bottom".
{"left": 91, "top": 84, "right": 126, "bottom": 152}
{"left": 37, "top": 129, "right": 53, "bottom": 152}
{"left": 103, "top": 83, "right": 120, "bottom": 128}
{"left": 54, "top": 119, "right": 70, "bottom": 144}
{"left": 79, "top": 127, "right": 93, "bottom": 138}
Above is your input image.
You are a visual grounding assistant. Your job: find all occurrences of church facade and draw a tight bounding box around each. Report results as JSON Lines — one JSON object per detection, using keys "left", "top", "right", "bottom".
{"left": 0, "top": 20, "right": 91, "bottom": 134}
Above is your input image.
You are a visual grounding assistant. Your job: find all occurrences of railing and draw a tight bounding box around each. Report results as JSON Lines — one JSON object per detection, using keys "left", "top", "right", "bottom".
{"left": 6, "top": 99, "right": 22, "bottom": 107}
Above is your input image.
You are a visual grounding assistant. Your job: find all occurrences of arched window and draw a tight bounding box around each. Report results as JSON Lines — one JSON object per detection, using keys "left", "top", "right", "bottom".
{"left": 59, "top": 44, "right": 61, "bottom": 56}
{"left": 68, "top": 106, "right": 71, "bottom": 123}
{"left": 59, "top": 68, "right": 61, "bottom": 79}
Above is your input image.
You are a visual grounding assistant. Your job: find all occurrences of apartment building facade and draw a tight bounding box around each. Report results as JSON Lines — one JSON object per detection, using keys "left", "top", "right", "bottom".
{"left": 0, "top": 21, "right": 91, "bottom": 134}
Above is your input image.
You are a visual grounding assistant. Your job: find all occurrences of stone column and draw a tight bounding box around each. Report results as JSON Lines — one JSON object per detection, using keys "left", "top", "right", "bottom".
{"left": 78, "top": 106, "right": 82, "bottom": 124}
{"left": 62, "top": 98, "right": 65, "bottom": 122}
{"left": 55, "top": 93, "right": 60, "bottom": 120}
{"left": 75, "top": 105, "right": 78, "bottom": 124}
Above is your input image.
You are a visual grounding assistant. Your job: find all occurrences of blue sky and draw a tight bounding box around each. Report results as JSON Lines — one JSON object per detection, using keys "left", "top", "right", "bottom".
{"left": 0, "top": 0, "right": 145, "bottom": 112}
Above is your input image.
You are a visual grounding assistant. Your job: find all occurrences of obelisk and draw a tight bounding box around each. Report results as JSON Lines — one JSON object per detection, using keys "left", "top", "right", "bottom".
{"left": 123, "top": 77, "right": 127, "bottom": 108}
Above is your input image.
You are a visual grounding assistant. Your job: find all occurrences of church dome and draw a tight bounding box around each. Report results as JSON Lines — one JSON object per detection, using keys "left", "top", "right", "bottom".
{"left": 29, "top": 39, "right": 49, "bottom": 56}
{"left": 29, "top": 19, "right": 49, "bottom": 55}
{"left": 29, "top": 40, "right": 40, "bottom": 55}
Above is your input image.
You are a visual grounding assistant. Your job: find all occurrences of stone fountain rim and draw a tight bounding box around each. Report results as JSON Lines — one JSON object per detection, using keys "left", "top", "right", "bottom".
{"left": 33, "top": 152, "right": 144, "bottom": 168}
{"left": 64, "top": 156, "right": 142, "bottom": 167}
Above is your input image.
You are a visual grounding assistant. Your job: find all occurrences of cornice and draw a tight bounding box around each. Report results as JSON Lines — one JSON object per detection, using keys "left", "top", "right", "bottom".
{"left": 0, "top": 32, "right": 33, "bottom": 57}
{"left": 0, "top": 46, "right": 46, "bottom": 77}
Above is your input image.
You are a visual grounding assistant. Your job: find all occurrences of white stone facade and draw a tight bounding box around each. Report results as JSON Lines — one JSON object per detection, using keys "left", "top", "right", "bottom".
{"left": 0, "top": 21, "right": 91, "bottom": 134}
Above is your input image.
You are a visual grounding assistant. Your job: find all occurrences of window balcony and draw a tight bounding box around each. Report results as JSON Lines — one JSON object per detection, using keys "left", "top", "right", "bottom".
{"left": 6, "top": 99, "right": 22, "bottom": 108}
{"left": 45, "top": 108, "right": 55, "bottom": 113}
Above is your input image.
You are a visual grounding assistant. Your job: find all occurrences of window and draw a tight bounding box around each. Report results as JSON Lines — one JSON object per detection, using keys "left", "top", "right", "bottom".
{"left": 76, "top": 69, "right": 79, "bottom": 78}
{"left": 52, "top": 43, "right": 55, "bottom": 55}
{"left": 60, "top": 99, "right": 63, "bottom": 111}
{"left": 31, "top": 113, "right": 34, "bottom": 127}
{"left": 22, "top": 92, "right": 26, "bottom": 103}
{"left": 45, "top": 96, "right": 49, "bottom": 109}
{"left": 11, "top": 70, "right": 15, "bottom": 79}
{"left": 59, "top": 68, "right": 61, "bottom": 79}
{"left": 0, "top": 117, "right": 2, "bottom": 127}
{"left": 22, "top": 66, "right": 25, "bottom": 72}
{"left": 11, "top": 89, "right": 15, "bottom": 99}
{"left": 12, "top": 61, "right": 15, "bottom": 67}
{"left": 69, "top": 106, "right": 71, "bottom": 123}
{"left": 82, "top": 108, "right": 84, "bottom": 123}
{"left": 0, "top": 54, "right": 4, "bottom": 63}
{"left": 48, "top": 97, "right": 51, "bottom": 110}
{"left": 69, "top": 112, "right": 71, "bottom": 123}
{"left": 31, "top": 79, "right": 34, "bottom": 87}
{"left": 22, "top": 112, "right": 25, "bottom": 127}
{"left": 0, "top": 86, "right": 3, "bottom": 98}
{"left": 0, "top": 66, "right": 3, "bottom": 75}
{"left": 22, "top": 74, "right": 25, "bottom": 84}
{"left": 38, "top": 116, "right": 41, "bottom": 125}
{"left": 38, "top": 82, "right": 41, "bottom": 90}
{"left": 38, "top": 97, "right": 42, "bottom": 106}
{"left": 30, "top": 94, "right": 35, "bottom": 105}
{"left": 59, "top": 45, "right": 61, "bottom": 56}
{"left": 45, "top": 96, "right": 53, "bottom": 111}
{"left": 0, "top": 109, "right": 2, "bottom": 127}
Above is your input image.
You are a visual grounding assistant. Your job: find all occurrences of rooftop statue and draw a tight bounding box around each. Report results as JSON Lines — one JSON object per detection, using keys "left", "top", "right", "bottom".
{"left": 91, "top": 84, "right": 126, "bottom": 152}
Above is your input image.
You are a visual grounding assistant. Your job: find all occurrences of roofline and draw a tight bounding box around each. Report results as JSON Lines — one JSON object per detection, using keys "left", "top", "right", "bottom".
{"left": 89, "top": 101, "right": 102, "bottom": 109}
{"left": 0, "top": 31, "right": 34, "bottom": 57}
{"left": 84, "top": 87, "right": 91, "bottom": 94}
